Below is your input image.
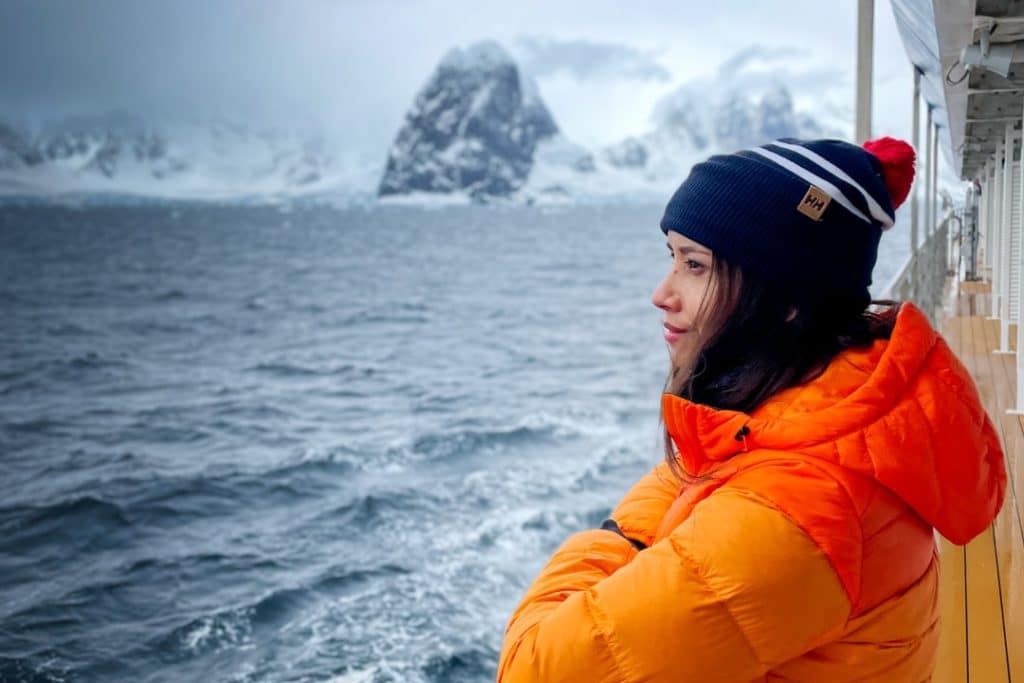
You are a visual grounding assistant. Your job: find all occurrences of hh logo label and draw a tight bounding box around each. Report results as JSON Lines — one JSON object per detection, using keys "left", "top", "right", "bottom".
{"left": 797, "top": 185, "right": 831, "bottom": 221}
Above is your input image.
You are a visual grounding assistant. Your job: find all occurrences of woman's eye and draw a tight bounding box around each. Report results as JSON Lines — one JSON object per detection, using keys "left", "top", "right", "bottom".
{"left": 686, "top": 259, "right": 705, "bottom": 271}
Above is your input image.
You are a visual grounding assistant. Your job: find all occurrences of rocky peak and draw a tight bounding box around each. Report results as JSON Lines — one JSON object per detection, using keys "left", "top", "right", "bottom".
{"left": 378, "top": 40, "right": 559, "bottom": 201}
{"left": 756, "top": 85, "right": 799, "bottom": 142}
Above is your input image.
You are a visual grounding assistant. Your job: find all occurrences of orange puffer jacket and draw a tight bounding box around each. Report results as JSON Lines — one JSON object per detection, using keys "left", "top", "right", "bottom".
{"left": 498, "top": 302, "right": 1007, "bottom": 682}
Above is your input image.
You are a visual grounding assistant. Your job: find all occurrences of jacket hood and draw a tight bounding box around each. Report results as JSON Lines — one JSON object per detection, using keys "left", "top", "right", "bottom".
{"left": 662, "top": 302, "right": 1006, "bottom": 544}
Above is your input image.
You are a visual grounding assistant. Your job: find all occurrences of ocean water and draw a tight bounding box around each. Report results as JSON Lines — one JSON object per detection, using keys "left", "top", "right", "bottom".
{"left": 0, "top": 202, "right": 911, "bottom": 682}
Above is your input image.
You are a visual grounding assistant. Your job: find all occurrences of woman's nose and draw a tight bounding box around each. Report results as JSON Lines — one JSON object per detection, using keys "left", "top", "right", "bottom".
{"left": 651, "top": 273, "right": 678, "bottom": 312}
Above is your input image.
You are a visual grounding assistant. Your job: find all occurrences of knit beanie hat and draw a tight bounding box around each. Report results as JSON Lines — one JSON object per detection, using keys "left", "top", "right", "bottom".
{"left": 659, "top": 137, "right": 915, "bottom": 312}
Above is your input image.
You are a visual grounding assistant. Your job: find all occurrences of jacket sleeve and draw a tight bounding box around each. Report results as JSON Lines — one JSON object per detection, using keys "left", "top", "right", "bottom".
{"left": 497, "top": 486, "right": 852, "bottom": 683}
{"left": 609, "top": 459, "right": 682, "bottom": 547}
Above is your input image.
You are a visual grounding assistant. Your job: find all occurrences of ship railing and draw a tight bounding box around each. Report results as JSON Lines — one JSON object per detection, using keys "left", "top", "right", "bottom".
{"left": 880, "top": 209, "right": 952, "bottom": 323}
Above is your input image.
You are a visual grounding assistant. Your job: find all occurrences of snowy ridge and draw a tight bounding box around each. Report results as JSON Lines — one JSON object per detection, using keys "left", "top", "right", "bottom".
{"left": 516, "top": 65, "right": 842, "bottom": 204}
{"left": 0, "top": 42, "right": 848, "bottom": 205}
{"left": 382, "top": 41, "right": 846, "bottom": 205}
{"left": 0, "top": 112, "right": 353, "bottom": 202}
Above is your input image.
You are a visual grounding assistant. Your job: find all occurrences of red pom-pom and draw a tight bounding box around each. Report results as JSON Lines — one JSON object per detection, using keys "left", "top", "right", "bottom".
{"left": 863, "top": 136, "right": 915, "bottom": 209}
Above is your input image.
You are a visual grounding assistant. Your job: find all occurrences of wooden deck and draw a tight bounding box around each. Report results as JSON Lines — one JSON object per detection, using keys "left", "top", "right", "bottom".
{"left": 933, "top": 280, "right": 1024, "bottom": 682}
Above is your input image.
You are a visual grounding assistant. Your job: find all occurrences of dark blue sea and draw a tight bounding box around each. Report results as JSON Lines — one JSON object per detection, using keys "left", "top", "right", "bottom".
{"left": 0, "top": 202, "right": 910, "bottom": 682}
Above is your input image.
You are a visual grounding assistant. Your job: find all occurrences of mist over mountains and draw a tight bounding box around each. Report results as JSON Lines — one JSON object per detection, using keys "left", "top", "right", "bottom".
{"left": 0, "top": 41, "right": 847, "bottom": 204}
{"left": 377, "top": 41, "right": 842, "bottom": 204}
{"left": 0, "top": 112, "right": 340, "bottom": 202}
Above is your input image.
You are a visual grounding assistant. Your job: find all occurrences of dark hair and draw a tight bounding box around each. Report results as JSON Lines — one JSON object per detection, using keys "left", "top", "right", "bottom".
{"left": 661, "top": 254, "right": 899, "bottom": 481}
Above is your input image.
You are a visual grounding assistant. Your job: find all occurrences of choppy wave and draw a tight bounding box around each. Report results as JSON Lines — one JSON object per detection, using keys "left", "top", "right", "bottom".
{"left": 0, "top": 203, "right": 698, "bottom": 682}
{"left": 152, "top": 289, "right": 187, "bottom": 302}
{"left": 408, "top": 423, "right": 559, "bottom": 460}
{"left": 0, "top": 495, "right": 132, "bottom": 550}
{"left": 421, "top": 646, "right": 496, "bottom": 682}
{"left": 162, "top": 607, "right": 254, "bottom": 656}
{"left": 0, "top": 656, "right": 68, "bottom": 683}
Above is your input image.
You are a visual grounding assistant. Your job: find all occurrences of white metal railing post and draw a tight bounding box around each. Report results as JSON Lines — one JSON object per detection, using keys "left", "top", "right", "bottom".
{"left": 911, "top": 69, "right": 920, "bottom": 255}
{"left": 856, "top": 0, "right": 874, "bottom": 144}
{"left": 991, "top": 140, "right": 1005, "bottom": 322}
{"left": 948, "top": 199, "right": 954, "bottom": 274}
{"left": 932, "top": 123, "right": 939, "bottom": 239}
{"left": 998, "top": 122, "right": 1015, "bottom": 353}
{"left": 924, "top": 108, "right": 934, "bottom": 242}
{"left": 966, "top": 185, "right": 977, "bottom": 279}
{"left": 937, "top": 123, "right": 942, "bottom": 305}
{"left": 1015, "top": 97, "right": 1024, "bottom": 412}
{"left": 989, "top": 160, "right": 998, "bottom": 280}
{"left": 981, "top": 160, "right": 990, "bottom": 276}
{"left": 994, "top": 158, "right": 1000, "bottom": 278}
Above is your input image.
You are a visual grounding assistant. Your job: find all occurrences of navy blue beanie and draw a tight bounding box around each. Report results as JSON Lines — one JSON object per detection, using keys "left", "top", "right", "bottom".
{"left": 660, "top": 137, "right": 914, "bottom": 311}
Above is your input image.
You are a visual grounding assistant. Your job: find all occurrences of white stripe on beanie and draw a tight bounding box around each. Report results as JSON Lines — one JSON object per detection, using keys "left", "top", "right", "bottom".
{"left": 748, "top": 147, "right": 874, "bottom": 226}
{"left": 769, "top": 140, "right": 894, "bottom": 228}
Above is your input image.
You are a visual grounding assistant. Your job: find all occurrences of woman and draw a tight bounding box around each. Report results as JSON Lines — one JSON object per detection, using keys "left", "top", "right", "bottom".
{"left": 497, "top": 137, "right": 1007, "bottom": 682}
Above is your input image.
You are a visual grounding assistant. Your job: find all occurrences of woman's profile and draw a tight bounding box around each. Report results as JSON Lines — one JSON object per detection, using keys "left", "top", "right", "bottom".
{"left": 497, "top": 137, "right": 1007, "bottom": 682}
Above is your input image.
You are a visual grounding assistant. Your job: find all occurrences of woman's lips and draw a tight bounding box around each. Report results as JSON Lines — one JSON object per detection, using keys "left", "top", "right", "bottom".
{"left": 663, "top": 321, "right": 686, "bottom": 344}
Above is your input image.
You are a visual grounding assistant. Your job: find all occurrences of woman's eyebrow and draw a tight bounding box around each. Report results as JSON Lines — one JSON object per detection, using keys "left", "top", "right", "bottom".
{"left": 666, "top": 241, "right": 710, "bottom": 257}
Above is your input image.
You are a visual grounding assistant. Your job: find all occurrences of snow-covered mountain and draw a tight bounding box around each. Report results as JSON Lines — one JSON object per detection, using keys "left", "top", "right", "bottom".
{"left": 0, "top": 111, "right": 344, "bottom": 201}
{"left": 609, "top": 84, "right": 836, "bottom": 184}
{"left": 0, "top": 42, "right": 848, "bottom": 205}
{"left": 377, "top": 41, "right": 563, "bottom": 201}
{"left": 379, "top": 42, "right": 845, "bottom": 204}
{"left": 651, "top": 85, "right": 827, "bottom": 156}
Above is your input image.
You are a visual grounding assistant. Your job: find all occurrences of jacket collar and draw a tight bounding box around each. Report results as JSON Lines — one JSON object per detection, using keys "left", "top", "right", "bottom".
{"left": 662, "top": 302, "right": 935, "bottom": 476}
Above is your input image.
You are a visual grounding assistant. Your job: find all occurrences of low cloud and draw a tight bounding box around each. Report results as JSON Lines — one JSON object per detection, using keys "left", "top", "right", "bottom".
{"left": 717, "top": 45, "right": 807, "bottom": 77}
{"left": 713, "top": 44, "right": 847, "bottom": 91}
{"left": 512, "top": 36, "right": 672, "bottom": 82}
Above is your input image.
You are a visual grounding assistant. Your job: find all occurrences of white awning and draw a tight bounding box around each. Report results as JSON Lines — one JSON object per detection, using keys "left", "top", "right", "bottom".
{"left": 892, "top": 0, "right": 1024, "bottom": 180}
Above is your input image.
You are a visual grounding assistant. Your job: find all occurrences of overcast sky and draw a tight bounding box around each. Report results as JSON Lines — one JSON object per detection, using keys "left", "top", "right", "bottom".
{"left": 0, "top": 1, "right": 917, "bottom": 168}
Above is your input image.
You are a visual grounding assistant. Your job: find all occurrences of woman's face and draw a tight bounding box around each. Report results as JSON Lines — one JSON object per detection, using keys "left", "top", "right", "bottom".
{"left": 651, "top": 230, "right": 718, "bottom": 368}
